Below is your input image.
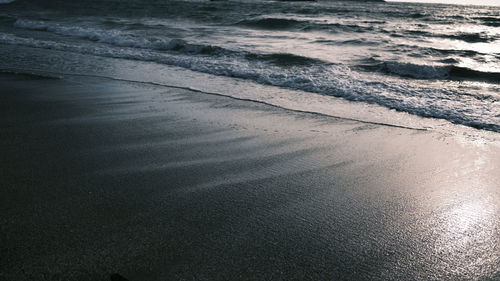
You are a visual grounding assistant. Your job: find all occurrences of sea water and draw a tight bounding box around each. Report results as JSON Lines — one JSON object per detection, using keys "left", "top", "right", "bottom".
{"left": 0, "top": 0, "right": 498, "bottom": 132}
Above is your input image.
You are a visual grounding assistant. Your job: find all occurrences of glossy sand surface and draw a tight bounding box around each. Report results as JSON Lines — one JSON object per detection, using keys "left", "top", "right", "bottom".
{"left": 1, "top": 73, "right": 499, "bottom": 280}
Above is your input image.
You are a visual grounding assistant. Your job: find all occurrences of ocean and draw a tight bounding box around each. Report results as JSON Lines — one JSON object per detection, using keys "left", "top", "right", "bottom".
{"left": 0, "top": 0, "right": 499, "bottom": 133}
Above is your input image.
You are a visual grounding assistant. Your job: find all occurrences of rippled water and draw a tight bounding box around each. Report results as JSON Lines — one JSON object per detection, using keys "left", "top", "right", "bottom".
{"left": 0, "top": 0, "right": 499, "bottom": 131}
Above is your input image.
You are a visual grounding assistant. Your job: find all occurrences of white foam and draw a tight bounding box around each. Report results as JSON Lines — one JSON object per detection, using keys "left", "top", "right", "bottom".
{"left": 15, "top": 19, "right": 152, "bottom": 47}
{"left": 0, "top": 31, "right": 498, "bottom": 132}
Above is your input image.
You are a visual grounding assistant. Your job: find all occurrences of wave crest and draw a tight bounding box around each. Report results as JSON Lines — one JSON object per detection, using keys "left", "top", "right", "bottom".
{"left": 13, "top": 19, "right": 327, "bottom": 67}
{"left": 0, "top": 32, "right": 498, "bottom": 132}
{"left": 14, "top": 19, "right": 226, "bottom": 55}
{"left": 236, "top": 18, "right": 306, "bottom": 30}
{"left": 473, "top": 16, "right": 500, "bottom": 27}
{"left": 382, "top": 62, "right": 451, "bottom": 79}
{"left": 245, "top": 53, "right": 325, "bottom": 66}
{"left": 376, "top": 61, "right": 500, "bottom": 83}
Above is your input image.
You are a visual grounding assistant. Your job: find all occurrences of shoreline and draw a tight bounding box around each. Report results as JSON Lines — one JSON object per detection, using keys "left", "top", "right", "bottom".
{"left": 0, "top": 68, "right": 429, "bottom": 132}
{"left": 1, "top": 44, "right": 497, "bottom": 140}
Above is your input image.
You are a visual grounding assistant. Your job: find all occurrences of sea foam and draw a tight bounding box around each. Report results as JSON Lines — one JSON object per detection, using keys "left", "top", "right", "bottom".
{"left": 1, "top": 31, "right": 498, "bottom": 132}
{"left": 14, "top": 19, "right": 228, "bottom": 55}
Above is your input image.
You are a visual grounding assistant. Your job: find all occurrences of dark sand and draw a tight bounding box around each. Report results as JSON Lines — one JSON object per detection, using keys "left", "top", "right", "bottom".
{"left": 1, "top": 73, "right": 499, "bottom": 281}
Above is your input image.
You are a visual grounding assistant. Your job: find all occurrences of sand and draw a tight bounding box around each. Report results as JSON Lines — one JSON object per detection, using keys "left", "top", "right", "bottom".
{"left": 1, "top": 73, "right": 499, "bottom": 281}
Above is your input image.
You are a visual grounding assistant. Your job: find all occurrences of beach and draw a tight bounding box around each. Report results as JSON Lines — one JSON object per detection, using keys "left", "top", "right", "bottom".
{"left": 1, "top": 0, "right": 500, "bottom": 279}
{"left": 1, "top": 70, "right": 499, "bottom": 280}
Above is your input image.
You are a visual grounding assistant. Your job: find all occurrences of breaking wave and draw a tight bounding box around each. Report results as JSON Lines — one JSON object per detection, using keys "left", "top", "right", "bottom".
{"left": 381, "top": 62, "right": 452, "bottom": 79}
{"left": 363, "top": 60, "right": 500, "bottom": 83}
{"left": 13, "top": 19, "right": 327, "bottom": 67}
{"left": 0, "top": 31, "right": 498, "bottom": 132}
{"left": 2, "top": 0, "right": 500, "bottom": 134}
{"left": 245, "top": 53, "right": 326, "bottom": 66}
{"left": 14, "top": 19, "right": 228, "bottom": 54}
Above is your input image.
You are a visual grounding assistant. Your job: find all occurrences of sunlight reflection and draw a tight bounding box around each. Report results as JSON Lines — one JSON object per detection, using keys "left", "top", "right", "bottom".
{"left": 427, "top": 150, "right": 499, "bottom": 278}
{"left": 443, "top": 199, "right": 495, "bottom": 235}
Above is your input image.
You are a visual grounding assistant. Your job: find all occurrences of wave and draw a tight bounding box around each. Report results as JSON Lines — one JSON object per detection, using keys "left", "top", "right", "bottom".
{"left": 385, "top": 25, "right": 498, "bottom": 44}
{"left": 314, "top": 38, "right": 380, "bottom": 46}
{"left": 1, "top": 32, "right": 498, "bottom": 132}
{"left": 365, "top": 60, "right": 500, "bottom": 83}
{"left": 473, "top": 16, "right": 500, "bottom": 27}
{"left": 286, "top": 7, "right": 355, "bottom": 16}
{"left": 424, "top": 31, "right": 499, "bottom": 43}
{"left": 0, "top": 0, "right": 15, "bottom": 3}
{"left": 448, "top": 32, "right": 497, "bottom": 43}
{"left": 235, "top": 17, "right": 374, "bottom": 33}
{"left": 387, "top": 43, "right": 485, "bottom": 59}
{"left": 244, "top": 53, "right": 326, "bottom": 66}
{"left": 14, "top": 19, "right": 227, "bottom": 55}
{"left": 236, "top": 18, "right": 306, "bottom": 30}
{"left": 13, "top": 19, "right": 328, "bottom": 68}
{"left": 381, "top": 62, "right": 451, "bottom": 79}
{"left": 449, "top": 66, "right": 500, "bottom": 83}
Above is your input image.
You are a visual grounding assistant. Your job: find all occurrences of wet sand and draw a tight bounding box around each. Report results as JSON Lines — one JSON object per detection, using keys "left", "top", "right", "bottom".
{"left": 1, "top": 73, "right": 499, "bottom": 281}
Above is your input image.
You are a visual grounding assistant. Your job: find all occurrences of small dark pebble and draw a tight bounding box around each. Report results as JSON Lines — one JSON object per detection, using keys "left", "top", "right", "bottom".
{"left": 110, "top": 273, "right": 130, "bottom": 281}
